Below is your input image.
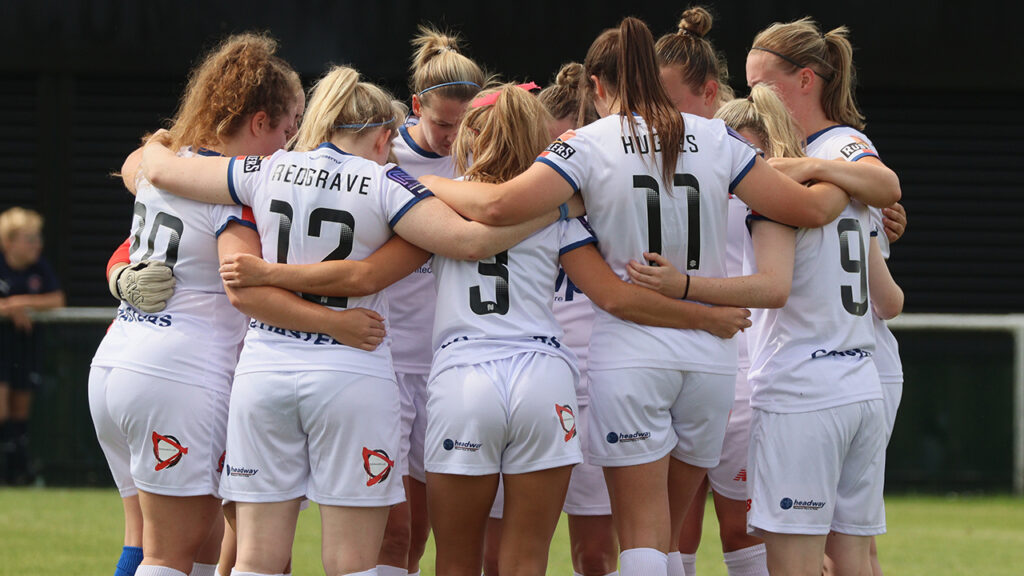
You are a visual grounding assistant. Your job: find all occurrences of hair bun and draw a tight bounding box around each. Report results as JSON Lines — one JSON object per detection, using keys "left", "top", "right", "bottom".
{"left": 555, "top": 62, "right": 584, "bottom": 87}
{"left": 678, "top": 6, "right": 713, "bottom": 38}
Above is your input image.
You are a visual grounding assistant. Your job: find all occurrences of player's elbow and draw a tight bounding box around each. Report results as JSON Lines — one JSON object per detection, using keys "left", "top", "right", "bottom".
{"left": 224, "top": 285, "right": 257, "bottom": 314}
{"left": 872, "top": 288, "right": 904, "bottom": 320}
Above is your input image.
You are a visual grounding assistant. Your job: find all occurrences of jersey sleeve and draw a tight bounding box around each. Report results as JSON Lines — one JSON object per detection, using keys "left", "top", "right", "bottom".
{"left": 106, "top": 237, "right": 131, "bottom": 279}
{"left": 535, "top": 129, "right": 588, "bottom": 193}
{"left": 725, "top": 126, "right": 758, "bottom": 193}
{"left": 558, "top": 217, "right": 598, "bottom": 255}
{"left": 834, "top": 134, "right": 880, "bottom": 163}
{"left": 227, "top": 150, "right": 285, "bottom": 206}
{"left": 212, "top": 204, "right": 257, "bottom": 237}
{"left": 382, "top": 165, "right": 435, "bottom": 228}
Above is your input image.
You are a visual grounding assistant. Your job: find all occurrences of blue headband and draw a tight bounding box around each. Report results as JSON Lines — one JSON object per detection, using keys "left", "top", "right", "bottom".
{"left": 418, "top": 80, "right": 481, "bottom": 96}
{"left": 334, "top": 117, "right": 397, "bottom": 130}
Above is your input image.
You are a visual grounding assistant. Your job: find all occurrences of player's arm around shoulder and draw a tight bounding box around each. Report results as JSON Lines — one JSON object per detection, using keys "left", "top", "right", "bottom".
{"left": 560, "top": 243, "right": 750, "bottom": 339}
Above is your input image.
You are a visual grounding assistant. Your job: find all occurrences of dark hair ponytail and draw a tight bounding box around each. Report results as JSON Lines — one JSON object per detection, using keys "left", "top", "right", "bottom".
{"left": 586, "top": 17, "right": 684, "bottom": 185}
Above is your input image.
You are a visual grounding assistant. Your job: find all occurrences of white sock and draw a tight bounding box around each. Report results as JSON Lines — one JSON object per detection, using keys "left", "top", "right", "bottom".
{"left": 135, "top": 567, "right": 188, "bottom": 576}
{"left": 679, "top": 552, "right": 697, "bottom": 576}
{"left": 619, "top": 548, "right": 668, "bottom": 576}
{"left": 407, "top": 572, "right": 419, "bottom": 576}
{"left": 190, "top": 563, "right": 218, "bottom": 576}
{"left": 341, "top": 570, "right": 377, "bottom": 576}
{"left": 667, "top": 551, "right": 685, "bottom": 576}
{"left": 376, "top": 566, "right": 406, "bottom": 576}
{"left": 723, "top": 544, "right": 768, "bottom": 576}
{"left": 229, "top": 570, "right": 285, "bottom": 576}
{"left": 603, "top": 573, "right": 620, "bottom": 576}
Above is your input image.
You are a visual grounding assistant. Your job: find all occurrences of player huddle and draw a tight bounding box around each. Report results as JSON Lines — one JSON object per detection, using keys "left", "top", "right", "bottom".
{"left": 89, "top": 7, "right": 906, "bottom": 576}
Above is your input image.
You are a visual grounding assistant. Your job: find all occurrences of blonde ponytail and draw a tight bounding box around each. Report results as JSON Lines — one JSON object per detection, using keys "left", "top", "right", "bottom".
{"left": 293, "top": 66, "right": 398, "bottom": 152}
{"left": 410, "top": 26, "right": 485, "bottom": 104}
{"left": 751, "top": 17, "right": 865, "bottom": 130}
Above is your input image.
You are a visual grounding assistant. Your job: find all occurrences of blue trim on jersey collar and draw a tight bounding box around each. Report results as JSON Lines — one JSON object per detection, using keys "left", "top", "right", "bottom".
{"left": 805, "top": 124, "right": 852, "bottom": 146}
{"left": 399, "top": 125, "right": 443, "bottom": 159}
{"left": 196, "top": 147, "right": 223, "bottom": 157}
{"left": 317, "top": 142, "right": 352, "bottom": 156}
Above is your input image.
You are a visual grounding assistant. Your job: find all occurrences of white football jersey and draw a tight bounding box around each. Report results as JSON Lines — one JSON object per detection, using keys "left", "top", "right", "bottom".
{"left": 746, "top": 199, "right": 882, "bottom": 413}
{"left": 553, "top": 260, "right": 595, "bottom": 402}
{"left": 429, "top": 218, "right": 596, "bottom": 379}
{"left": 92, "top": 148, "right": 251, "bottom": 392}
{"left": 226, "top": 143, "right": 432, "bottom": 379}
{"left": 726, "top": 194, "right": 752, "bottom": 370}
{"left": 538, "top": 113, "right": 757, "bottom": 374}
{"left": 385, "top": 125, "right": 456, "bottom": 374}
{"left": 806, "top": 126, "right": 902, "bottom": 384}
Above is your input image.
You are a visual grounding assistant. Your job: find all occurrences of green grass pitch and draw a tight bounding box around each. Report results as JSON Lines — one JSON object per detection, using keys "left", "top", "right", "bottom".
{"left": 1, "top": 488, "right": 1022, "bottom": 575}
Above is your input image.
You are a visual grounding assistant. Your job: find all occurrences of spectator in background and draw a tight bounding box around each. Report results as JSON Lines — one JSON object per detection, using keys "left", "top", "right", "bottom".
{"left": 0, "top": 206, "right": 65, "bottom": 485}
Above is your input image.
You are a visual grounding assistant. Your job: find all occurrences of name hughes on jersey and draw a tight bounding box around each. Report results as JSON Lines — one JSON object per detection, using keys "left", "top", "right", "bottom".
{"left": 270, "top": 163, "right": 372, "bottom": 194}
{"left": 621, "top": 133, "right": 699, "bottom": 156}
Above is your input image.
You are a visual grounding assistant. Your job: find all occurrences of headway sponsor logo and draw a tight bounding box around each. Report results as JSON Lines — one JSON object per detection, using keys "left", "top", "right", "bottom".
{"left": 152, "top": 432, "right": 188, "bottom": 471}
{"left": 810, "top": 348, "right": 872, "bottom": 360}
{"left": 386, "top": 166, "right": 430, "bottom": 197}
{"left": 442, "top": 438, "right": 482, "bottom": 452}
{"left": 780, "top": 497, "right": 825, "bottom": 511}
{"left": 605, "top": 430, "right": 652, "bottom": 444}
{"left": 225, "top": 464, "right": 259, "bottom": 478}
{"left": 555, "top": 404, "right": 577, "bottom": 442}
{"left": 362, "top": 447, "right": 395, "bottom": 486}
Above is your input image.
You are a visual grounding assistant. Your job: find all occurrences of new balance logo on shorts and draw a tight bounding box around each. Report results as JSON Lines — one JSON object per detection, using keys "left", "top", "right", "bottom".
{"left": 151, "top": 431, "right": 187, "bottom": 471}
{"left": 362, "top": 447, "right": 395, "bottom": 486}
{"left": 780, "top": 497, "right": 826, "bottom": 511}
{"left": 605, "top": 430, "right": 651, "bottom": 444}
{"left": 555, "top": 404, "right": 576, "bottom": 442}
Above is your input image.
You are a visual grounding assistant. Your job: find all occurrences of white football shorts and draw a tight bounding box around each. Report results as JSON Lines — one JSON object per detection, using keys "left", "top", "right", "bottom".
{"left": 747, "top": 399, "right": 887, "bottom": 537}
{"left": 89, "top": 366, "right": 228, "bottom": 498}
{"left": 586, "top": 368, "right": 734, "bottom": 468}
{"left": 425, "top": 352, "right": 582, "bottom": 476}
{"left": 220, "top": 370, "right": 404, "bottom": 507}
{"left": 707, "top": 368, "right": 753, "bottom": 502}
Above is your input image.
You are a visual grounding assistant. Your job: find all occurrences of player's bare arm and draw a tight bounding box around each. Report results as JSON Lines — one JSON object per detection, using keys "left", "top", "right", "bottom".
{"left": 628, "top": 219, "right": 796, "bottom": 309}
{"left": 561, "top": 243, "right": 751, "bottom": 339}
{"left": 220, "top": 234, "right": 430, "bottom": 297}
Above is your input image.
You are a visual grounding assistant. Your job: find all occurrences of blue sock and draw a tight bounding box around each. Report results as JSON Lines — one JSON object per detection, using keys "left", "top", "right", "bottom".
{"left": 115, "top": 546, "right": 144, "bottom": 576}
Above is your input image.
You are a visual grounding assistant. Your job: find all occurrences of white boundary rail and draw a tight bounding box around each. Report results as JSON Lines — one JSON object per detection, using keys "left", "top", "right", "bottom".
{"left": 19, "top": 309, "right": 1024, "bottom": 493}
{"left": 888, "top": 314, "right": 1024, "bottom": 494}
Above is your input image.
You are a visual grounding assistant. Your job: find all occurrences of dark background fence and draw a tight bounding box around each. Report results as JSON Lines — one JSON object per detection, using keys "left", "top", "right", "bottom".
{"left": 1, "top": 1, "right": 1021, "bottom": 491}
